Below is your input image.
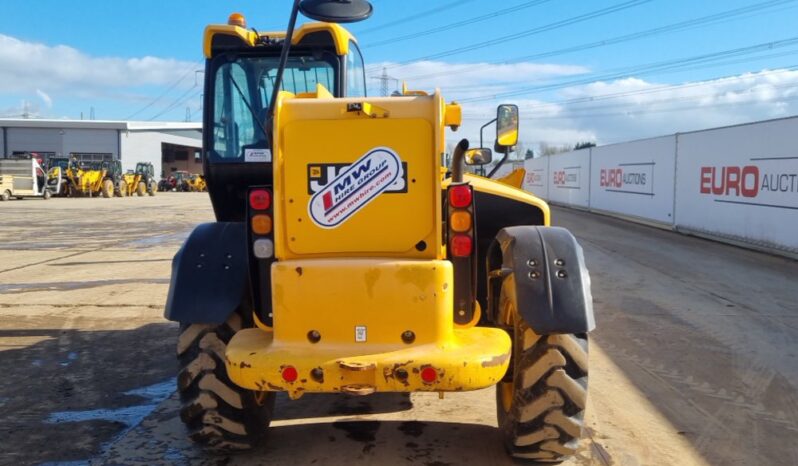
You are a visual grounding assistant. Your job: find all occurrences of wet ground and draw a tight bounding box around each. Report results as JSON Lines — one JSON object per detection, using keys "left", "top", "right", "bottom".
{"left": 0, "top": 193, "right": 796, "bottom": 465}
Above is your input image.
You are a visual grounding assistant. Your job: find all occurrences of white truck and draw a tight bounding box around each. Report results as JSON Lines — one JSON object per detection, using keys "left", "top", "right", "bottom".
{"left": 0, "top": 157, "right": 54, "bottom": 201}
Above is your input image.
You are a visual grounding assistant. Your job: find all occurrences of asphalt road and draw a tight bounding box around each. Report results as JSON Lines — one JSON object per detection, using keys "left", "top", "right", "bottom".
{"left": 0, "top": 194, "right": 796, "bottom": 466}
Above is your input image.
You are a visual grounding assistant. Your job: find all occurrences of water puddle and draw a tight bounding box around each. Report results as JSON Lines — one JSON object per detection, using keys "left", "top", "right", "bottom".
{"left": 46, "top": 378, "right": 175, "bottom": 427}
{"left": 125, "top": 232, "right": 189, "bottom": 248}
{"left": 0, "top": 278, "right": 169, "bottom": 294}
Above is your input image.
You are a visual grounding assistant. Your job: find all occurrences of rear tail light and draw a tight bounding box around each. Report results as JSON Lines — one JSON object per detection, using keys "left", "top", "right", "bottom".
{"left": 249, "top": 187, "right": 275, "bottom": 327}
{"left": 253, "top": 238, "right": 274, "bottom": 259}
{"left": 281, "top": 366, "right": 298, "bottom": 383}
{"left": 448, "top": 184, "right": 472, "bottom": 208}
{"left": 449, "top": 211, "right": 472, "bottom": 232}
{"left": 450, "top": 234, "right": 473, "bottom": 257}
{"left": 251, "top": 214, "right": 273, "bottom": 235}
{"left": 446, "top": 183, "right": 476, "bottom": 326}
{"left": 420, "top": 366, "right": 438, "bottom": 383}
{"left": 249, "top": 189, "right": 271, "bottom": 210}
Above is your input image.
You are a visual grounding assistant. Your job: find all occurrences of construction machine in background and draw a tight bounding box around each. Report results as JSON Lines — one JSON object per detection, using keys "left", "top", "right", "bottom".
{"left": 165, "top": 170, "right": 206, "bottom": 192}
{"left": 186, "top": 174, "right": 206, "bottom": 192}
{"left": 120, "top": 162, "right": 158, "bottom": 196}
{"left": 164, "top": 1, "right": 594, "bottom": 462}
{"left": 62, "top": 160, "right": 113, "bottom": 198}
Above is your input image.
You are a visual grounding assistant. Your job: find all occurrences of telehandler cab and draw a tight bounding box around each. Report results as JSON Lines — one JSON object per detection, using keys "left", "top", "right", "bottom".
{"left": 165, "top": 1, "right": 594, "bottom": 461}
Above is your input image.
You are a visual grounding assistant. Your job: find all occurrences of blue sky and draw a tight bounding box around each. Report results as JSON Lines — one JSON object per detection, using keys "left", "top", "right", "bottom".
{"left": 2, "top": 0, "right": 798, "bottom": 147}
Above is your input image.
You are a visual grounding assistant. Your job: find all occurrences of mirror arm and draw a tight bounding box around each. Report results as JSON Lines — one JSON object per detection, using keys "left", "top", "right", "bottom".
{"left": 486, "top": 146, "right": 510, "bottom": 179}
{"left": 479, "top": 118, "right": 497, "bottom": 151}
{"left": 450, "top": 138, "right": 470, "bottom": 183}
{"left": 268, "top": 0, "right": 302, "bottom": 127}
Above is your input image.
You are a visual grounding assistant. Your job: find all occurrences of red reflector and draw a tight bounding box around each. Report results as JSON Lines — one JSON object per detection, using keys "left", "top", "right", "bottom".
{"left": 281, "top": 366, "right": 298, "bottom": 383}
{"left": 450, "top": 234, "right": 473, "bottom": 257}
{"left": 420, "top": 367, "right": 438, "bottom": 383}
{"left": 249, "top": 189, "right": 271, "bottom": 210}
{"left": 448, "top": 184, "right": 472, "bottom": 208}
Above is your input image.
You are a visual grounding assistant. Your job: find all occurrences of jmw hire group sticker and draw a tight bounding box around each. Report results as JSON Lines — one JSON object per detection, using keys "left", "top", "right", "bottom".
{"left": 308, "top": 147, "right": 403, "bottom": 228}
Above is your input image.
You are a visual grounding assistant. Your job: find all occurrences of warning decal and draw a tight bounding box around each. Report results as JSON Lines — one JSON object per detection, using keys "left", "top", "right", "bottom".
{"left": 308, "top": 147, "right": 403, "bottom": 228}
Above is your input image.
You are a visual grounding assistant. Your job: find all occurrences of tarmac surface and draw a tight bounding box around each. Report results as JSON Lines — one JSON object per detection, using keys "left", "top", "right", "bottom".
{"left": 0, "top": 193, "right": 796, "bottom": 465}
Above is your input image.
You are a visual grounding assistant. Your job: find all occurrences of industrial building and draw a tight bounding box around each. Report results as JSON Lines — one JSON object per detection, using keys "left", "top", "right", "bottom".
{"left": 0, "top": 119, "right": 202, "bottom": 179}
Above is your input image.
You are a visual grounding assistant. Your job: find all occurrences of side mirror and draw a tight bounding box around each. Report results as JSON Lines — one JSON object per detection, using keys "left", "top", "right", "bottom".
{"left": 299, "top": 0, "right": 373, "bottom": 23}
{"left": 465, "top": 148, "right": 492, "bottom": 166}
{"left": 496, "top": 103, "right": 519, "bottom": 147}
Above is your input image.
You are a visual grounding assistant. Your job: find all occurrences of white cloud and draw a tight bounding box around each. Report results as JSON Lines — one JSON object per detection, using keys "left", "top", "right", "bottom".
{"left": 36, "top": 89, "right": 52, "bottom": 108}
{"left": 422, "top": 63, "right": 798, "bottom": 152}
{"left": 367, "top": 60, "right": 589, "bottom": 99}
{"left": 545, "top": 68, "right": 798, "bottom": 144}
{"left": 0, "top": 34, "right": 197, "bottom": 94}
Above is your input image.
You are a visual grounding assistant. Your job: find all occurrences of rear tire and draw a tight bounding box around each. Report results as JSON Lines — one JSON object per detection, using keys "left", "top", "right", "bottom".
{"left": 148, "top": 181, "right": 157, "bottom": 196}
{"left": 177, "top": 312, "right": 275, "bottom": 451}
{"left": 102, "top": 179, "right": 114, "bottom": 198}
{"left": 496, "top": 278, "right": 589, "bottom": 462}
{"left": 1, "top": 190, "right": 10, "bottom": 201}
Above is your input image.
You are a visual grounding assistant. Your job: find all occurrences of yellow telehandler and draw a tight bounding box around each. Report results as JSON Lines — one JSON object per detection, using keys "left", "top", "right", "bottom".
{"left": 64, "top": 159, "right": 114, "bottom": 198}
{"left": 120, "top": 162, "right": 157, "bottom": 196}
{"left": 165, "top": 2, "right": 594, "bottom": 461}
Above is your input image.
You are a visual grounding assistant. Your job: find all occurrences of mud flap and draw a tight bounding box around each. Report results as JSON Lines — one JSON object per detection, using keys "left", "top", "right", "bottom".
{"left": 488, "top": 226, "right": 595, "bottom": 334}
{"left": 164, "top": 222, "right": 249, "bottom": 324}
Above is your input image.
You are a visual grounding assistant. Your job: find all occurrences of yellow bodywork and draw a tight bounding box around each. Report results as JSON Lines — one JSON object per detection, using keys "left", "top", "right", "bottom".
{"left": 225, "top": 88, "right": 516, "bottom": 396}
{"left": 496, "top": 168, "right": 527, "bottom": 191}
{"left": 209, "top": 20, "right": 554, "bottom": 398}
{"left": 121, "top": 173, "right": 143, "bottom": 196}
{"left": 226, "top": 259, "right": 511, "bottom": 397}
{"left": 188, "top": 175, "right": 207, "bottom": 192}
{"left": 66, "top": 166, "right": 106, "bottom": 196}
{"left": 204, "top": 22, "right": 355, "bottom": 58}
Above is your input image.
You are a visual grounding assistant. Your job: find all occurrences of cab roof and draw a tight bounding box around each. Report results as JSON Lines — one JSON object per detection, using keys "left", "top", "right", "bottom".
{"left": 203, "top": 22, "right": 356, "bottom": 58}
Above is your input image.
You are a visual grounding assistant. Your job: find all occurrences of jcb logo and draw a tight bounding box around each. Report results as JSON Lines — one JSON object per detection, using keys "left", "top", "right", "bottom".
{"left": 699, "top": 166, "right": 759, "bottom": 198}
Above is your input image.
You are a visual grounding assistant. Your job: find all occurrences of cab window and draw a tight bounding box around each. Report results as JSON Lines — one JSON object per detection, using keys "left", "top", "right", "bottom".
{"left": 346, "top": 41, "right": 366, "bottom": 97}
{"left": 210, "top": 54, "right": 337, "bottom": 161}
{"left": 213, "top": 62, "right": 258, "bottom": 159}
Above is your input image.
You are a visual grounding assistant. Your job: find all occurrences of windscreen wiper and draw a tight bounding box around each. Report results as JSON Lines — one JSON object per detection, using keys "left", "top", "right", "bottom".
{"left": 229, "top": 77, "right": 270, "bottom": 143}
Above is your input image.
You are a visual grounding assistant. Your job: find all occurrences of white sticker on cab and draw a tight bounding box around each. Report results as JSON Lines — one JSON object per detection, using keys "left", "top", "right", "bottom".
{"left": 245, "top": 148, "right": 272, "bottom": 163}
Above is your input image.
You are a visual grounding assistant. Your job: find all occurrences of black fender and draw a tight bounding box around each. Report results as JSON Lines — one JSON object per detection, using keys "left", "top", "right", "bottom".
{"left": 164, "top": 222, "right": 249, "bottom": 324}
{"left": 487, "top": 226, "right": 595, "bottom": 334}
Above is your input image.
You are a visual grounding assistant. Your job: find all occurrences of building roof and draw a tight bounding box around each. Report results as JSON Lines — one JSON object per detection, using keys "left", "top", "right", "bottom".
{"left": 0, "top": 118, "right": 202, "bottom": 132}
